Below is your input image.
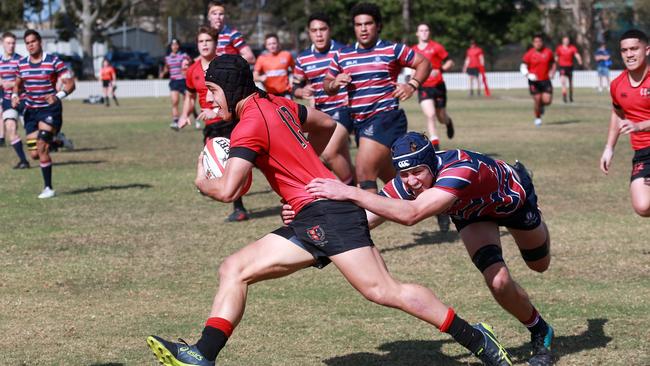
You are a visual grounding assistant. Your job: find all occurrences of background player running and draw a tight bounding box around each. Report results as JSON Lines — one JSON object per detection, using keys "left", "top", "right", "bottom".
{"left": 293, "top": 12, "right": 354, "bottom": 184}
{"left": 12, "top": 29, "right": 75, "bottom": 198}
{"left": 521, "top": 34, "right": 556, "bottom": 127}
{"left": 207, "top": 0, "right": 256, "bottom": 64}
{"left": 254, "top": 33, "right": 294, "bottom": 98}
{"left": 146, "top": 54, "right": 512, "bottom": 366}
{"left": 463, "top": 39, "right": 485, "bottom": 97}
{"left": 0, "top": 31, "right": 29, "bottom": 169}
{"left": 160, "top": 38, "right": 190, "bottom": 130}
{"left": 555, "top": 36, "right": 583, "bottom": 103}
{"left": 600, "top": 29, "right": 650, "bottom": 217}
{"left": 303, "top": 132, "right": 555, "bottom": 366}
{"left": 324, "top": 3, "right": 431, "bottom": 194}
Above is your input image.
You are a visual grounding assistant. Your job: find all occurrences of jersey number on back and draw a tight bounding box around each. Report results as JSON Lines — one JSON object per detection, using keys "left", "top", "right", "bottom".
{"left": 277, "top": 106, "right": 308, "bottom": 149}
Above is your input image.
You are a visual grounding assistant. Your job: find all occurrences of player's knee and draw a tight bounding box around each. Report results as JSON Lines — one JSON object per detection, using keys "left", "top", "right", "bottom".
{"left": 218, "top": 255, "right": 246, "bottom": 284}
{"left": 358, "top": 282, "right": 394, "bottom": 306}
{"left": 471, "top": 245, "right": 504, "bottom": 273}
{"left": 632, "top": 203, "right": 650, "bottom": 217}
{"left": 485, "top": 268, "right": 513, "bottom": 297}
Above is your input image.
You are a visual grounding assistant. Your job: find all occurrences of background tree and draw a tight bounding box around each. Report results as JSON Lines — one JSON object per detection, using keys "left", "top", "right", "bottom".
{"left": 0, "top": 0, "right": 25, "bottom": 31}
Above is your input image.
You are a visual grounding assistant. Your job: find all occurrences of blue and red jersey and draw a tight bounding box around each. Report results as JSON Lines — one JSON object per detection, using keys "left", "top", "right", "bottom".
{"left": 216, "top": 25, "right": 247, "bottom": 56}
{"left": 294, "top": 40, "right": 348, "bottom": 113}
{"left": 16, "top": 53, "right": 68, "bottom": 109}
{"left": 328, "top": 39, "right": 415, "bottom": 122}
{"left": 0, "top": 53, "right": 21, "bottom": 101}
{"left": 164, "top": 52, "right": 189, "bottom": 81}
{"left": 380, "top": 150, "right": 527, "bottom": 220}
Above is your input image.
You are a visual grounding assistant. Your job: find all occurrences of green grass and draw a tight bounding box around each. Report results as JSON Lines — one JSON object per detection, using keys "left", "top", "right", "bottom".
{"left": 1, "top": 90, "right": 648, "bottom": 365}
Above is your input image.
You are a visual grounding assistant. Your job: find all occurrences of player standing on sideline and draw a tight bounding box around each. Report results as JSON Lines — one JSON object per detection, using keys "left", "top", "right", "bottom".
{"left": 207, "top": 1, "right": 256, "bottom": 64}
{"left": 254, "top": 34, "right": 294, "bottom": 98}
{"left": 12, "top": 30, "right": 75, "bottom": 198}
{"left": 412, "top": 23, "right": 455, "bottom": 148}
{"left": 555, "top": 36, "right": 582, "bottom": 103}
{"left": 600, "top": 29, "right": 650, "bottom": 217}
{"left": 302, "top": 132, "right": 555, "bottom": 366}
{"left": 463, "top": 39, "right": 485, "bottom": 97}
{"left": 521, "top": 34, "right": 556, "bottom": 127}
{"left": 146, "top": 54, "right": 513, "bottom": 366}
{"left": 594, "top": 42, "right": 612, "bottom": 93}
{"left": 293, "top": 13, "right": 354, "bottom": 184}
{"left": 99, "top": 59, "right": 118, "bottom": 107}
{"left": 1, "top": 32, "right": 29, "bottom": 169}
{"left": 160, "top": 39, "right": 190, "bottom": 130}
{"left": 324, "top": 3, "right": 431, "bottom": 194}
{"left": 178, "top": 26, "right": 251, "bottom": 222}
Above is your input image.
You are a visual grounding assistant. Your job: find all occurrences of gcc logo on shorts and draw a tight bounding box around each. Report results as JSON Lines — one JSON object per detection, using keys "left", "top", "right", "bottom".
{"left": 398, "top": 160, "right": 411, "bottom": 169}
{"left": 307, "top": 225, "right": 327, "bottom": 246}
{"left": 45, "top": 115, "right": 53, "bottom": 124}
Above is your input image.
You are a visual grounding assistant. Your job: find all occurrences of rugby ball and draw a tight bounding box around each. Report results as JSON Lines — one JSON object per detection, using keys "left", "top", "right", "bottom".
{"left": 202, "top": 137, "right": 252, "bottom": 195}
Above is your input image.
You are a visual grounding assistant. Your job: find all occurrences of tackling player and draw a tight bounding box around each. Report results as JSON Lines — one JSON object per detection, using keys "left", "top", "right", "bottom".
{"left": 463, "top": 39, "right": 485, "bottom": 97}
{"left": 555, "top": 36, "right": 582, "bottom": 103}
{"left": 412, "top": 23, "right": 455, "bottom": 149}
{"left": 0, "top": 31, "right": 29, "bottom": 169}
{"left": 324, "top": 3, "right": 431, "bottom": 194}
{"left": 146, "top": 55, "right": 513, "bottom": 366}
{"left": 600, "top": 29, "right": 650, "bottom": 217}
{"left": 303, "top": 132, "right": 555, "bottom": 366}
{"left": 12, "top": 30, "right": 75, "bottom": 198}
{"left": 178, "top": 26, "right": 251, "bottom": 222}
{"left": 254, "top": 34, "right": 294, "bottom": 98}
{"left": 293, "top": 12, "right": 354, "bottom": 184}
{"left": 160, "top": 38, "right": 190, "bottom": 130}
{"left": 207, "top": 0, "right": 256, "bottom": 64}
{"left": 521, "top": 34, "right": 556, "bottom": 127}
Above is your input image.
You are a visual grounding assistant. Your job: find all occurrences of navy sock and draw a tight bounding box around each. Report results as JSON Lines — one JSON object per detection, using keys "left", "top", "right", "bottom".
{"left": 40, "top": 162, "right": 52, "bottom": 188}
{"left": 233, "top": 198, "right": 245, "bottom": 211}
{"left": 12, "top": 140, "right": 28, "bottom": 163}
{"left": 525, "top": 309, "right": 549, "bottom": 337}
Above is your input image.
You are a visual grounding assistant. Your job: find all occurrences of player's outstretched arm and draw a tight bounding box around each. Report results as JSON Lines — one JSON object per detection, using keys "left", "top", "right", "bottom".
{"left": 302, "top": 107, "right": 336, "bottom": 155}
{"left": 306, "top": 178, "right": 455, "bottom": 226}
{"left": 195, "top": 156, "right": 254, "bottom": 202}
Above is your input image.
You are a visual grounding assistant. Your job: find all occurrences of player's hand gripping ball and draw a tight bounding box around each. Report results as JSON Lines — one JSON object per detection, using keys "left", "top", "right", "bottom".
{"left": 202, "top": 137, "right": 253, "bottom": 195}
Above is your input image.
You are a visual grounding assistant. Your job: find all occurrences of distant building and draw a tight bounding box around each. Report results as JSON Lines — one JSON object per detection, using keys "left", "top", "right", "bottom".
{"left": 104, "top": 26, "right": 165, "bottom": 58}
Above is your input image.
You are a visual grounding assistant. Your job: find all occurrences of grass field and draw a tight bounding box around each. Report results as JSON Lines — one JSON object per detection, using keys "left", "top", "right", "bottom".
{"left": 1, "top": 89, "right": 648, "bottom": 365}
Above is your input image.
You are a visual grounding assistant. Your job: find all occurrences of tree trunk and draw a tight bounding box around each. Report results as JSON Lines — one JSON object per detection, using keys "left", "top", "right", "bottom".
{"left": 402, "top": 0, "right": 410, "bottom": 44}
{"left": 571, "top": 0, "right": 595, "bottom": 69}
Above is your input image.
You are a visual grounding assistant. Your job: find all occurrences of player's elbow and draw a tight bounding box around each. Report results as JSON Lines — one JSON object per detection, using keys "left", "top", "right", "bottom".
{"left": 400, "top": 210, "right": 422, "bottom": 226}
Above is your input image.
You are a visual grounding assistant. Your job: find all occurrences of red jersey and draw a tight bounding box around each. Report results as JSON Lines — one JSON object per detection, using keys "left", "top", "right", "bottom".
{"left": 522, "top": 47, "right": 554, "bottom": 81}
{"left": 555, "top": 45, "right": 578, "bottom": 67}
{"left": 230, "top": 94, "right": 336, "bottom": 213}
{"left": 186, "top": 60, "right": 221, "bottom": 126}
{"left": 465, "top": 45, "right": 484, "bottom": 68}
{"left": 611, "top": 69, "right": 650, "bottom": 150}
{"left": 412, "top": 40, "right": 448, "bottom": 87}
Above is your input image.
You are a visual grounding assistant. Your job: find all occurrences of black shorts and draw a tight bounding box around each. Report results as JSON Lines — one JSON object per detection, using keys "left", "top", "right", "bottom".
{"left": 467, "top": 67, "right": 480, "bottom": 77}
{"left": 202, "top": 122, "right": 235, "bottom": 143}
{"left": 102, "top": 80, "right": 111, "bottom": 88}
{"left": 558, "top": 66, "right": 574, "bottom": 78}
{"left": 272, "top": 200, "right": 374, "bottom": 268}
{"left": 418, "top": 82, "right": 447, "bottom": 108}
{"left": 528, "top": 80, "right": 553, "bottom": 95}
{"left": 452, "top": 163, "right": 542, "bottom": 232}
{"left": 631, "top": 146, "right": 650, "bottom": 182}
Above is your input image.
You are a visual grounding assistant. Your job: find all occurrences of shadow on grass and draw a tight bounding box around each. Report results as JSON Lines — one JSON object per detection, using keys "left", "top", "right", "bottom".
{"left": 381, "top": 230, "right": 459, "bottom": 253}
{"left": 63, "top": 183, "right": 153, "bottom": 195}
{"left": 54, "top": 159, "right": 106, "bottom": 166}
{"left": 324, "top": 318, "right": 611, "bottom": 366}
{"left": 63, "top": 146, "right": 117, "bottom": 153}
{"left": 248, "top": 205, "right": 282, "bottom": 219}
{"left": 546, "top": 119, "right": 582, "bottom": 125}
{"left": 245, "top": 188, "right": 273, "bottom": 197}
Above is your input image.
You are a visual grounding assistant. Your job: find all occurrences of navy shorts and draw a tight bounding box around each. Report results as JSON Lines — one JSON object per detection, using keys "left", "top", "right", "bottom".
{"left": 169, "top": 79, "right": 186, "bottom": 93}
{"left": 272, "top": 200, "right": 374, "bottom": 269}
{"left": 452, "top": 163, "right": 542, "bottom": 232}
{"left": 326, "top": 107, "right": 353, "bottom": 133}
{"left": 631, "top": 147, "right": 650, "bottom": 182}
{"left": 23, "top": 101, "right": 63, "bottom": 135}
{"left": 467, "top": 67, "right": 480, "bottom": 77}
{"left": 2, "top": 98, "right": 25, "bottom": 120}
{"left": 528, "top": 80, "right": 553, "bottom": 95}
{"left": 417, "top": 82, "right": 447, "bottom": 108}
{"left": 354, "top": 108, "right": 408, "bottom": 148}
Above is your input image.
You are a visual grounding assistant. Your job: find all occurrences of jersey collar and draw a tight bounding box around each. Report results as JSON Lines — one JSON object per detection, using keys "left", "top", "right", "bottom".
{"left": 354, "top": 38, "right": 381, "bottom": 51}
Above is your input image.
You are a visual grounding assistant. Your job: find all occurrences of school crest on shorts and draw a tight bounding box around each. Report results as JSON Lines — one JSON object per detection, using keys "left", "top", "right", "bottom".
{"left": 45, "top": 115, "right": 53, "bottom": 124}
{"left": 307, "top": 225, "right": 327, "bottom": 246}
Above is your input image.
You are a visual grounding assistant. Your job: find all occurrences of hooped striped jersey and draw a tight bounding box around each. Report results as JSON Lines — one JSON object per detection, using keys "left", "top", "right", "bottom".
{"left": 16, "top": 53, "right": 68, "bottom": 108}
{"left": 216, "top": 25, "right": 247, "bottom": 56}
{"left": 164, "top": 52, "right": 190, "bottom": 81}
{"left": 0, "top": 53, "right": 21, "bottom": 101}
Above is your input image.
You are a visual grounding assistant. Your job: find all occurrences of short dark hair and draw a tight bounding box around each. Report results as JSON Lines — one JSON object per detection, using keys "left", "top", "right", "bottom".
{"left": 620, "top": 29, "right": 648, "bottom": 44}
{"left": 265, "top": 33, "right": 278, "bottom": 42}
{"left": 533, "top": 33, "right": 544, "bottom": 41}
{"left": 351, "top": 2, "right": 382, "bottom": 25}
{"left": 23, "top": 29, "right": 41, "bottom": 41}
{"left": 308, "top": 12, "right": 330, "bottom": 27}
{"left": 197, "top": 26, "right": 217, "bottom": 41}
{"left": 207, "top": 1, "right": 225, "bottom": 10}
{"left": 2, "top": 32, "right": 16, "bottom": 40}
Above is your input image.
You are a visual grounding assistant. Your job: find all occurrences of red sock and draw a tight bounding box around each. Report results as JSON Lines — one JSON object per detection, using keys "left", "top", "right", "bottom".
{"left": 205, "top": 317, "right": 234, "bottom": 337}
{"left": 439, "top": 307, "right": 455, "bottom": 332}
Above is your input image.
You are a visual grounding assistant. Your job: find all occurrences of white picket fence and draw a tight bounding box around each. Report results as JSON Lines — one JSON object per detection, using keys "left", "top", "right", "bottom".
{"left": 67, "top": 70, "right": 621, "bottom": 100}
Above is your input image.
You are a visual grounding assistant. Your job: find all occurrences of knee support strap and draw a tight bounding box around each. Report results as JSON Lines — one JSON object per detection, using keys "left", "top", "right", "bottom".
{"left": 26, "top": 138, "right": 37, "bottom": 151}
{"left": 358, "top": 180, "right": 378, "bottom": 191}
{"left": 519, "top": 239, "right": 549, "bottom": 262}
{"left": 2, "top": 108, "right": 18, "bottom": 121}
{"left": 37, "top": 129, "right": 54, "bottom": 144}
{"left": 472, "top": 245, "right": 504, "bottom": 273}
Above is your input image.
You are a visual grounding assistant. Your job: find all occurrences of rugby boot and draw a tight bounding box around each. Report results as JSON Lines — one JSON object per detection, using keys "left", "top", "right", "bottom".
{"left": 528, "top": 325, "right": 554, "bottom": 366}
{"left": 226, "top": 207, "right": 249, "bottom": 222}
{"left": 13, "top": 161, "right": 30, "bottom": 169}
{"left": 437, "top": 214, "right": 450, "bottom": 232}
{"left": 446, "top": 118, "right": 455, "bottom": 139}
{"left": 472, "top": 323, "right": 512, "bottom": 366}
{"left": 147, "top": 335, "right": 215, "bottom": 366}
{"left": 59, "top": 133, "right": 74, "bottom": 150}
{"left": 38, "top": 187, "right": 55, "bottom": 199}
{"left": 170, "top": 122, "right": 180, "bottom": 131}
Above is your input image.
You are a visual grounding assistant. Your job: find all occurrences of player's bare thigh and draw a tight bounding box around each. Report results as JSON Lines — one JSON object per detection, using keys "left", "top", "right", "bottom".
{"left": 460, "top": 221, "right": 511, "bottom": 282}
{"left": 356, "top": 137, "right": 392, "bottom": 185}
{"left": 630, "top": 177, "right": 650, "bottom": 216}
{"left": 541, "top": 92, "right": 552, "bottom": 105}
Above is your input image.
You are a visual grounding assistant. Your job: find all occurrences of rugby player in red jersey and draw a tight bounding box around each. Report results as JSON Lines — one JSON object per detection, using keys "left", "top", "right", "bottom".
{"left": 146, "top": 55, "right": 512, "bottom": 366}
{"left": 303, "top": 132, "right": 555, "bottom": 366}
{"left": 463, "top": 39, "right": 485, "bottom": 97}
{"left": 324, "top": 3, "right": 431, "bottom": 195}
{"left": 522, "top": 34, "right": 556, "bottom": 127}
{"left": 600, "top": 29, "right": 650, "bottom": 217}
{"left": 207, "top": 1, "right": 255, "bottom": 64}
{"left": 555, "top": 36, "right": 583, "bottom": 103}
{"left": 12, "top": 30, "right": 75, "bottom": 198}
